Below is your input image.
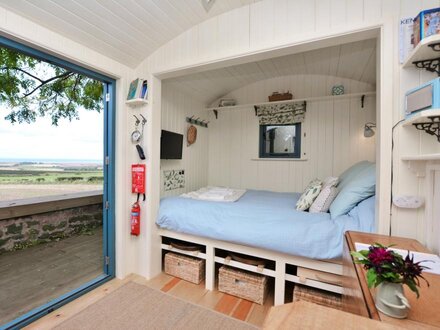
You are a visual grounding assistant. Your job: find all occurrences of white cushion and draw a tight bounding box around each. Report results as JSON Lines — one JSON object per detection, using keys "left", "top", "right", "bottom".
{"left": 309, "top": 186, "right": 339, "bottom": 213}
{"left": 322, "top": 176, "right": 339, "bottom": 188}
{"left": 296, "top": 179, "right": 323, "bottom": 211}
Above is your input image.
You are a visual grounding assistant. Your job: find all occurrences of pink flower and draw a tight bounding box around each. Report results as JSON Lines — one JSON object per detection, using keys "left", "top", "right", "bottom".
{"left": 368, "top": 246, "right": 394, "bottom": 266}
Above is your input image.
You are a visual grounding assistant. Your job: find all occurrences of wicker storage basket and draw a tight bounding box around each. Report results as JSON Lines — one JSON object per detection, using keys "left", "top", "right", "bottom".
{"left": 293, "top": 284, "right": 342, "bottom": 310}
{"left": 218, "top": 266, "right": 268, "bottom": 305}
{"left": 164, "top": 252, "right": 205, "bottom": 284}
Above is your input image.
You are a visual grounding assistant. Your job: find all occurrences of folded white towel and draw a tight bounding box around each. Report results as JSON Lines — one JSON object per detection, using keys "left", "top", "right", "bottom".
{"left": 181, "top": 186, "right": 246, "bottom": 202}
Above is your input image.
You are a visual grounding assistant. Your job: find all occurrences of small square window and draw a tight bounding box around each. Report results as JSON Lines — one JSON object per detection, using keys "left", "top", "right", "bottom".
{"left": 259, "top": 123, "right": 301, "bottom": 158}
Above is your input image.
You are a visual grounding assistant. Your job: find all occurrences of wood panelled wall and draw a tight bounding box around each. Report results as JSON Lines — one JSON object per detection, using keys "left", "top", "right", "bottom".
{"left": 208, "top": 79, "right": 375, "bottom": 192}
{"left": 139, "top": 0, "right": 440, "bottom": 249}
{"left": 132, "top": 0, "right": 440, "bottom": 279}
{"left": 211, "top": 74, "right": 375, "bottom": 107}
{"left": 160, "top": 84, "right": 209, "bottom": 197}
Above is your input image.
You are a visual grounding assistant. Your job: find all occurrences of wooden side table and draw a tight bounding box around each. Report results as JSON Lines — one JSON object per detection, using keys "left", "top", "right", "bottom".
{"left": 342, "top": 231, "right": 440, "bottom": 329}
{"left": 263, "top": 300, "right": 398, "bottom": 329}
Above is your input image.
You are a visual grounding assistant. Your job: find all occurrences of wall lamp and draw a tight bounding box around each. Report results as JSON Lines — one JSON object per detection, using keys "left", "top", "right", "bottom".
{"left": 364, "top": 122, "right": 376, "bottom": 138}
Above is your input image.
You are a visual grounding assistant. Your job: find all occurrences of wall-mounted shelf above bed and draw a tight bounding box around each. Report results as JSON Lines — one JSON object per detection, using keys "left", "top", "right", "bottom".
{"left": 206, "top": 92, "right": 376, "bottom": 112}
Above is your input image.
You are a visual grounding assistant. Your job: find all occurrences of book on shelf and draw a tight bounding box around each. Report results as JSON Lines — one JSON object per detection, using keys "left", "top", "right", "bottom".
{"left": 140, "top": 80, "right": 148, "bottom": 99}
{"left": 127, "top": 78, "right": 148, "bottom": 101}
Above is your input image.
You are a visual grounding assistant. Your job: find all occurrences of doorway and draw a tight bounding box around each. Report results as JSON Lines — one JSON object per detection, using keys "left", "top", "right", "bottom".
{"left": 0, "top": 36, "right": 115, "bottom": 329}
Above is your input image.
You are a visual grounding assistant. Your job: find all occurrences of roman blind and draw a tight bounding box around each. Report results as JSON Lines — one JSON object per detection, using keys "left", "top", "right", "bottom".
{"left": 255, "top": 101, "right": 306, "bottom": 125}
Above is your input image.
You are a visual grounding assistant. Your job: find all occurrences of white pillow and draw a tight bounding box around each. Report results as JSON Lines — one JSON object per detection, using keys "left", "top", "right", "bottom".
{"left": 322, "top": 176, "right": 339, "bottom": 188}
{"left": 309, "top": 186, "right": 338, "bottom": 213}
{"left": 296, "top": 179, "right": 323, "bottom": 211}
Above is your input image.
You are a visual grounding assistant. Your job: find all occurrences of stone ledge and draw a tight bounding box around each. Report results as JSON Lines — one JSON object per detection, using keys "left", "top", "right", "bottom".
{"left": 0, "top": 190, "right": 103, "bottom": 221}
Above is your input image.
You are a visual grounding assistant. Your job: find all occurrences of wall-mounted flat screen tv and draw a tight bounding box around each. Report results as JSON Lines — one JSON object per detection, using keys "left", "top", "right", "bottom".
{"left": 160, "top": 130, "right": 183, "bottom": 159}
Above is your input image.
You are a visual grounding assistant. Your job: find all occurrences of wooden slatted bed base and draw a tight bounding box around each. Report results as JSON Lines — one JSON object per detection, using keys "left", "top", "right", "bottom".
{"left": 158, "top": 229, "right": 343, "bottom": 306}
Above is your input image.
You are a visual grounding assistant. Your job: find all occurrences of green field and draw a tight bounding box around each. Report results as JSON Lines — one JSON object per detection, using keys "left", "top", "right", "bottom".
{"left": 0, "top": 163, "right": 103, "bottom": 185}
{"left": 0, "top": 170, "right": 103, "bottom": 184}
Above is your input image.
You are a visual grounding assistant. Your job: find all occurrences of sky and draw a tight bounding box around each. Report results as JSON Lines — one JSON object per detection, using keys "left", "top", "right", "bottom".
{"left": 0, "top": 105, "right": 103, "bottom": 161}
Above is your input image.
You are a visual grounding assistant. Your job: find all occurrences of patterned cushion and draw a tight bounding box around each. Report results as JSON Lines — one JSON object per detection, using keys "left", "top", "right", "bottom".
{"left": 309, "top": 186, "right": 339, "bottom": 213}
{"left": 296, "top": 179, "right": 323, "bottom": 211}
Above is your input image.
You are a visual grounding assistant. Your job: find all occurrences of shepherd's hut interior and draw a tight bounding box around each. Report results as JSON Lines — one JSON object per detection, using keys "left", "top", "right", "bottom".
{"left": 0, "top": 1, "right": 440, "bottom": 329}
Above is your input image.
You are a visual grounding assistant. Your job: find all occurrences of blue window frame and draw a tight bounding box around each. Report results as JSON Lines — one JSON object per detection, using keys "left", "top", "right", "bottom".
{"left": 259, "top": 123, "right": 301, "bottom": 158}
{"left": 0, "top": 36, "right": 116, "bottom": 330}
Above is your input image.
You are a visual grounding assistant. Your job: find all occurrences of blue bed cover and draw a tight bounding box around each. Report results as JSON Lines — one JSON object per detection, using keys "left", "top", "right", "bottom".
{"left": 157, "top": 190, "right": 375, "bottom": 259}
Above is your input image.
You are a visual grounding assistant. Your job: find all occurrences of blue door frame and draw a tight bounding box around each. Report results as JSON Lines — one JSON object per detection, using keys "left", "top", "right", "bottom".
{"left": 0, "top": 36, "right": 116, "bottom": 330}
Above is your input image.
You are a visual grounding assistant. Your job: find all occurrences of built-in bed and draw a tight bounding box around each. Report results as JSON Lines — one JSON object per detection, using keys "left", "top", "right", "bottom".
{"left": 158, "top": 190, "right": 375, "bottom": 260}
{"left": 157, "top": 195, "right": 375, "bottom": 305}
{"left": 157, "top": 161, "right": 376, "bottom": 305}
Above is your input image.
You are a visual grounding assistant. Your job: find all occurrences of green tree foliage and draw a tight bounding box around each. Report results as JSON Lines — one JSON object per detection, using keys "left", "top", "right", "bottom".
{"left": 0, "top": 47, "right": 103, "bottom": 125}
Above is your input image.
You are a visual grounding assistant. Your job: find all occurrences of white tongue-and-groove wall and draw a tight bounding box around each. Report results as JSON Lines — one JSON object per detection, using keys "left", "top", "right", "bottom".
{"left": 136, "top": 0, "right": 440, "bottom": 278}
{"left": 160, "top": 85, "right": 209, "bottom": 197}
{"left": 207, "top": 74, "right": 376, "bottom": 191}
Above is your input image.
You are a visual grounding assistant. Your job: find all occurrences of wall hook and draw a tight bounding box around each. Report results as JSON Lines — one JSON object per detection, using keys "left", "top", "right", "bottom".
{"left": 133, "top": 115, "right": 140, "bottom": 125}
{"left": 139, "top": 114, "right": 147, "bottom": 124}
{"left": 186, "top": 116, "right": 208, "bottom": 128}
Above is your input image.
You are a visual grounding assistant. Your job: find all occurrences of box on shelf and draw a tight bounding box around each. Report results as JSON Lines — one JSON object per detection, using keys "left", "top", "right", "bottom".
{"left": 413, "top": 7, "right": 440, "bottom": 46}
{"left": 405, "top": 77, "right": 440, "bottom": 117}
{"left": 268, "top": 91, "right": 293, "bottom": 102}
{"left": 218, "top": 99, "right": 236, "bottom": 107}
{"left": 218, "top": 266, "right": 269, "bottom": 305}
{"left": 164, "top": 252, "right": 205, "bottom": 284}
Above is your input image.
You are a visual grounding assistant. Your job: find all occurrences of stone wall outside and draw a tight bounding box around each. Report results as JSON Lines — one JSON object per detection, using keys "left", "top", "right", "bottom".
{"left": 0, "top": 204, "right": 102, "bottom": 253}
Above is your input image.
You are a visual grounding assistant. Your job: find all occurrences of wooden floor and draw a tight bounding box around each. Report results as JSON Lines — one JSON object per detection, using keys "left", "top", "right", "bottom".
{"left": 26, "top": 273, "right": 274, "bottom": 329}
{"left": 0, "top": 229, "right": 103, "bottom": 325}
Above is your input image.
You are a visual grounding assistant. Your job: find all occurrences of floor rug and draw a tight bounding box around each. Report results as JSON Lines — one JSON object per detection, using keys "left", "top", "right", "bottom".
{"left": 55, "top": 281, "right": 258, "bottom": 330}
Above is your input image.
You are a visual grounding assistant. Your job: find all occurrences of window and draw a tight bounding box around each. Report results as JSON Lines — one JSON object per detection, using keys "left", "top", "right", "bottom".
{"left": 259, "top": 123, "right": 301, "bottom": 158}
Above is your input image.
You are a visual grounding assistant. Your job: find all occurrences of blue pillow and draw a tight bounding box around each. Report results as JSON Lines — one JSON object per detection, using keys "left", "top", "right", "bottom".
{"left": 330, "top": 163, "right": 376, "bottom": 219}
{"left": 338, "top": 161, "right": 373, "bottom": 191}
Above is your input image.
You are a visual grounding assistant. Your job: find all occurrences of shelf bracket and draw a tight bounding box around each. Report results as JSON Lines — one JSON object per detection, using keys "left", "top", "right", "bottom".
{"left": 412, "top": 57, "right": 440, "bottom": 76}
{"left": 428, "top": 42, "right": 440, "bottom": 52}
{"left": 213, "top": 109, "right": 218, "bottom": 119}
{"left": 413, "top": 116, "right": 440, "bottom": 142}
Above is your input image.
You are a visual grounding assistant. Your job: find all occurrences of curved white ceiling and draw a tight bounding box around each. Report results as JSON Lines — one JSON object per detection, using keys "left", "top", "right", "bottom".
{"left": 0, "top": 0, "right": 259, "bottom": 67}
{"left": 165, "top": 38, "right": 377, "bottom": 105}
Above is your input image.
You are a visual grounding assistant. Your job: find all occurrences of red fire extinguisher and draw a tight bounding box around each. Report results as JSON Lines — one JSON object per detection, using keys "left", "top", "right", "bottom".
{"left": 131, "top": 202, "right": 140, "bottom": 236}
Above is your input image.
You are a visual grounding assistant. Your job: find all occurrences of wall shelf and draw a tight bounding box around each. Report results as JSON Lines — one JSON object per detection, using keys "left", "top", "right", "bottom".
{"left": 403, "top": 34, "right": 440, "bottom": 69}
{"left": 206, "top": 92, "right": 376, "bottom": 112}
{"left": 126, "top": 98, "right": 148, "bottom": 106}
{"left": 403, "top": 110, "right": 440, "bottom": 142}
{"left": 403, "top": 109, "right": 440, "bottom": 126}
{"left": 401, "top": 154, "right": 440, "bottom": 161}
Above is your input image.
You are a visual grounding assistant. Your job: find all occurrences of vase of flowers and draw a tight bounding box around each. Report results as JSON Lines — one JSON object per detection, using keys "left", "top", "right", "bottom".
{"left": 351, "top": 243, "right": 430, "bottom": 319}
